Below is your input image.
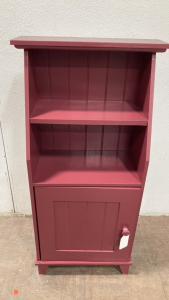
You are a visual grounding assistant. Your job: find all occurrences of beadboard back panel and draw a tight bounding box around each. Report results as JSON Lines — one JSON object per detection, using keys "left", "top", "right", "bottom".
{"left": 33, "top": 50, "right": 144, "bottom": 103}
{"left": 38, "top": 124, "right": 133, "bottom": 152}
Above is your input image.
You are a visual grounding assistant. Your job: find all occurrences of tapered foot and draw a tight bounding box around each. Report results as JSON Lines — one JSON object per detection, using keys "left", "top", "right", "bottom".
{"left": 38, "top": 264, "right": 48, "bottom": 275}
{"left": 119, "top": 264, "right": 130, "bottom": 275}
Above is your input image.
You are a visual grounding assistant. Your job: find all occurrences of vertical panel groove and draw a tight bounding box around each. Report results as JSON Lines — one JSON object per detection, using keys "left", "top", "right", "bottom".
{"left": 33, "top": 188, "right": 41, "bottom": 259}
{"left": 104, "top": 51, "right": 110, "bottom": 104}
{"left": 52, "top": 124, "right": 54, "bottom": 150}
{"left": 34, "top": 51, "right": 39, "bottom": 98}
{"left": 85, "top": 125, "right": 87, "bottom": 155}
{"left": 68, "top": 125, "right": 71, "bottom": 151}
{"left": 84, "top": 202, "right": 88, "bottom": 250}
{"left": 112, "top": 203, "right": 120, "bottom": 251}
{"left": 86, "top": 51, "right": 90, "bottom": 103}
{"left": 68, "top": 51, "right": 70, "bottom": 100}
{"left": 122, "top": 53, "right": 130, "bottom": 104}
{"left": 101, "top": 203, "right": 107, "bottom": 250}
{"left": 66, "top": 202, "right": 69, "bottom": 250}
{"left": 48, "top": 50, "right": 52, "bottom": 99}
{"left": 32, "top": 50, "right": 38, "bottom": 99}
{"left": 101, "top": 125, "right": 104, "bottom": 155}
{"left": 53, "top": 201, "right": 57, "bottom": 250}
{"left": 116, "top": 126, "right": 121, "bottom": 155}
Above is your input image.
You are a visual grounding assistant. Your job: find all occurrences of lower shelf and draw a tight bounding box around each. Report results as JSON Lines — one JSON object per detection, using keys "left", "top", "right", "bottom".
{"left": 33, "top": 151, "right": 141, "bottom": 187}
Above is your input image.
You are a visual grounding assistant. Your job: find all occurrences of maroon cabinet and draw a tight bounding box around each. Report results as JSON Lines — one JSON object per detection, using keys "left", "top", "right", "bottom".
{"left": 10, "top": 37, "right": 169, "bottom": 274}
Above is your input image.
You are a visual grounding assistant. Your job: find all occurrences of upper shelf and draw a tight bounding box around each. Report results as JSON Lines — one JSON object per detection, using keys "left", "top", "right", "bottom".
{"left": 30, "top": 99, "right": 147, "bottom": 126}
{"left": 10, "top": 36, "right": 169, "bottom": 52}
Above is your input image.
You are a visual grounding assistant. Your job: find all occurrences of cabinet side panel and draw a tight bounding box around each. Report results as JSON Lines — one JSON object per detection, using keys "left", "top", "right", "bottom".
{"left": 130, "top": 54, "right": 156, "bottom": 183}
{"left": 24, "top": 50, "right": 40, "bottom": 260}
{"left": 145, "top": 54, "right": 156, "bottom": 165}
{"left": 30, "top": 125, "right": 41, "bottom": 177}
{"left": 137, "top": 53, "right": 152, "bottom": 118}
{"left": 28, "top": 51, "right": 38, "bottom": 114}
{"left": 130, "top": 127, "right": 147, "bottom": 183}
{"left": 126, "top": 56, "right": 156, "bottom": 258}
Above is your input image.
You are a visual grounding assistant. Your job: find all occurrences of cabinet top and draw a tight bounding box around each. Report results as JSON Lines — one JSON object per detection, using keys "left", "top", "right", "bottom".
{"left": 10, "top": 36, "right": 169, "bottom": 52}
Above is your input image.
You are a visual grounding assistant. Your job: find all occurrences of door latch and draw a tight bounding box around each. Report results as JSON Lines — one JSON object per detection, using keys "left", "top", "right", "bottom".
{"left": 119, "top": 227, "right": 130, "bottom": 250}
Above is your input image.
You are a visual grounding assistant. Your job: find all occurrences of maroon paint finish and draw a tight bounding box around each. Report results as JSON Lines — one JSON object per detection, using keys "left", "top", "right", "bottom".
{"left": 38, "top": 264, "right": 48, "bottom": 275}
{"left": 31, "top": 124, "right": 145, "bottom": 187}
{"left": 10, "top": 36, "right": 169, "bottom": 52}
{"left": 35, "top": 259, "right": 132, "bottom": 275}
{"left": 24, "top": 50, "right": 40, "bottom": 260}
{"left": 28, "top": 50, "right": 150, "bottom": 126}
{"left": 10, "top": 36, "right": 168, "bottom": 275}
{"left": 119, "top": 264, "right": 130, "bottom": 275}
{"left": 35, "top": 187, "right": 140, "bottom": 261}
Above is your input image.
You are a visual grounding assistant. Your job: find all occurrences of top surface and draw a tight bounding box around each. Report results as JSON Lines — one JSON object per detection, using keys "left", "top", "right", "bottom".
{"left": 10, "top": 36, "right": 169, "bottom": 51}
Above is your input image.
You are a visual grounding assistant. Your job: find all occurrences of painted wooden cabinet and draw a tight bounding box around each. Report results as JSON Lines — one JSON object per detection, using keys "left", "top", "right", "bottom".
{"left": 10, "top": 37, "right": 169, "bottom": 274}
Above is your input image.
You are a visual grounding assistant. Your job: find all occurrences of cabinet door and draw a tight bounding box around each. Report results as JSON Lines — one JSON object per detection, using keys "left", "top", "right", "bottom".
{"left": 35, "top": 187, "right": 141, "bottom": 262}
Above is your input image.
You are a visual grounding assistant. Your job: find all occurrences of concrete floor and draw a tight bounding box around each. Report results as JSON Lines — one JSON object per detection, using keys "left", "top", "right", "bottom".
{"left": 0, "top": 216, "right": 169, "bottom": 300}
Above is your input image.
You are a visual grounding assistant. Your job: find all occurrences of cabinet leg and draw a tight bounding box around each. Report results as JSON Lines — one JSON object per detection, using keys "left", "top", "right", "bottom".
{"left": 119, "top": 264, "right": 130, "bottom": 275}
{"left": 38, "top": 265, "right": 48, "bottom": 275}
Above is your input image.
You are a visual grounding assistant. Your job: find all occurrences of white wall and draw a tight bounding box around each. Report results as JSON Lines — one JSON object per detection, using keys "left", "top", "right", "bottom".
{"left": 0, "top": 122, "right": 13, "bottom": 212}
{"left": 0, "top": 0, "right": 169, "bottom": 215}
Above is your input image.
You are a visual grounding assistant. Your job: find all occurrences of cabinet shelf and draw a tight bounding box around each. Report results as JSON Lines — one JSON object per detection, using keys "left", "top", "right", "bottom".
{"left": 30, "top": 99, "right": 147, "bottom": 126}
{"left": 33, "top": 150, "right": 141, "bottom": 187}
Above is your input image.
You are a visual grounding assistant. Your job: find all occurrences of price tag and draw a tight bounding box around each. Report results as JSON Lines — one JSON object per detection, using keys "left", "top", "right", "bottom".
{"left": 119, "top": 234, "right": 130, "bottom": 250}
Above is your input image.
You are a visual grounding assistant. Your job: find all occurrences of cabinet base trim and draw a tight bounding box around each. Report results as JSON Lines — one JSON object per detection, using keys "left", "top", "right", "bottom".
{"left": 35, "top": 258, "right": 132, "bottom": 275}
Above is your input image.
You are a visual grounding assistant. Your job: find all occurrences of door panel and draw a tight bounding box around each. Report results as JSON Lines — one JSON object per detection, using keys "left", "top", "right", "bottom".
{"left": 53, "top": 201, "right": 119, "bottom": 251}
{"left": 35, "top": 187, "right": 141, "bottom": 262}
{"left": 85, "top": 202, "right": 119, "bottom": 251}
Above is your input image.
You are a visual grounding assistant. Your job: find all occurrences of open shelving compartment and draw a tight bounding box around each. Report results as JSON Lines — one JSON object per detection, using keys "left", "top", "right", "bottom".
{"left": 30, "top": 124, "right": 147, "bottom": 187}
{"left": 28, "top": 49, "right": 152, "bottom": 126}
{"left": 27, "top": 48, "right": 152, "bottom": 189}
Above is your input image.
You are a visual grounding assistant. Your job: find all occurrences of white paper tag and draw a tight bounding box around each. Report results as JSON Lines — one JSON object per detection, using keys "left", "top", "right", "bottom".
{"left": 119, "top": 235, "right": 130, "bottom": 250}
